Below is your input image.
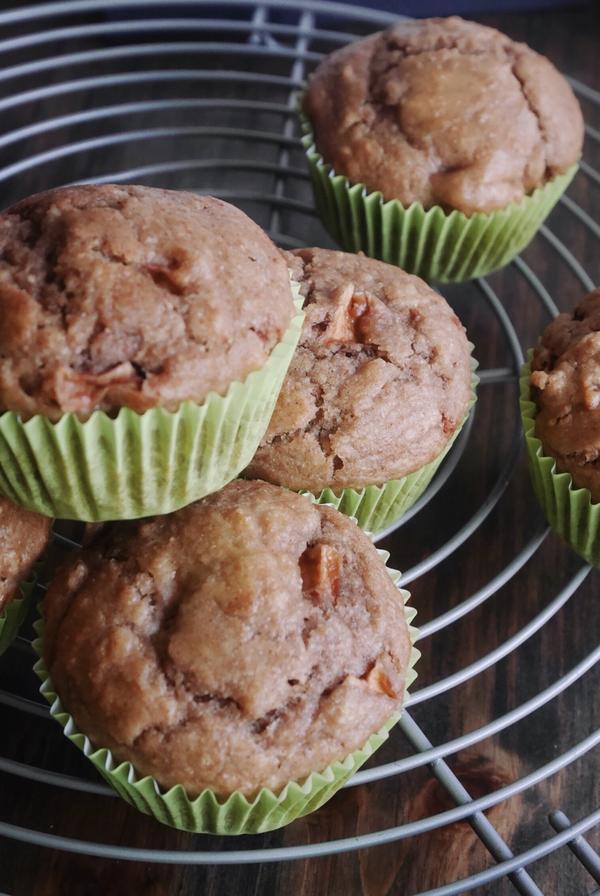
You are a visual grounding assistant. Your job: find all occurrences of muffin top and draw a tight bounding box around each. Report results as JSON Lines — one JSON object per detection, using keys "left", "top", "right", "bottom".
{"left": 0, "top": 496, "right": 50, "bottom": 611}
{"left": 0, "top": 184, "right": 294, "bottom": 420}
{"left": 531, "top": 289, "right": 600, "bottom": 499}
{"left": 43, "top": 479, "right": 412, "bottom": 797}
{"left": 304, "top": 16, "right": 583, "bottom": 213}
{"left": 246, "top": 248, "right": 472, "bottom": 492}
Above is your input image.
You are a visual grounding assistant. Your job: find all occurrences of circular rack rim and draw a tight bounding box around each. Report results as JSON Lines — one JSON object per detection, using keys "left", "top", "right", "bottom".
{"left": 0, "top": 1, "right": 597, "bottom": 893}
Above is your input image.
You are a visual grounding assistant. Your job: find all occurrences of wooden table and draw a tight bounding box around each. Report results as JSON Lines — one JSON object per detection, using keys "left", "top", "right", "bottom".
{"left": 0, "top": 3, "right": 598, "bottom": 894}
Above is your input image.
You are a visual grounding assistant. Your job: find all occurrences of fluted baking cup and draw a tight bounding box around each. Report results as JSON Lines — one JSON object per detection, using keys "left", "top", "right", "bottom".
{"left": 0, "top": 580, "right": 35, "bottom": 657}
{"left": 0, "top": 288, "right": 304, "bottom": 522}
{"left": 301, "top": 111, "right": 577, "bottom": 283}
{"left": 521, "top": 356, "right": 600, "bottom": 566}
{"left": 33, "top": 556, "right": 419, "bottom": 835}
{"left": 301, "top": 355, "right": 479, "bottom": 534}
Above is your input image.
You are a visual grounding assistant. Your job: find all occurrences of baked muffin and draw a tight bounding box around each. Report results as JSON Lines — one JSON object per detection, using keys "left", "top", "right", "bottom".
{"left": 0, "top": 185, "right": 294, "bottom": 420}
{"left": 0, "top": 496, "right": 51, "bottom": 654}
{"left": 0, "top": 185, "right": 304, "bottom": 520}
{"left": 521, "top": 289, "right": 600, "bottom": 566}
{"left": 302, "top": 16, "right": 583, "bottom": 281}
{"left": 305, "top": 16, "right": 582, "bottom": 214}
{"left": 246, "top": 248, "right": 475, "bottom": 532}
{"left": 531, "top": 289, "right": 600, "bottom": 499}
{"left": 40, "top": 479, "right": 417, "bottom": 832}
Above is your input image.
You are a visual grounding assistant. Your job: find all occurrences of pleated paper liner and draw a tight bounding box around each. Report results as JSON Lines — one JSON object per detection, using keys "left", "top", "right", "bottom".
{"left": 520, "top": 356, "right": 600, "bottom": 567}
{"left": 0, "top": 580, "right": 35, "bottom": 657}
{"left": 300, "top": 110, "right": 577, "bottom": 283}
{"left": 33, "top": 556, "right": 420, "bottom": 835}
{"left": 0, "top": 287, "right": 304, "bottom": 522}
{"left": 301, "top": 354, "right": 479, "bottom": 535}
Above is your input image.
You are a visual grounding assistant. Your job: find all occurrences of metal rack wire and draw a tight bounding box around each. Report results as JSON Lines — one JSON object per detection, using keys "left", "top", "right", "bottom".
{"left": 0, "top": 2, "right": 598, "bottom": 894}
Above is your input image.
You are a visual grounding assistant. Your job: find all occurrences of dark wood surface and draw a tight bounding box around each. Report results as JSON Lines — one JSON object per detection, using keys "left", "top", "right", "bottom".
{"left": 0, "top": 3, "right": 598, "bottom": 895}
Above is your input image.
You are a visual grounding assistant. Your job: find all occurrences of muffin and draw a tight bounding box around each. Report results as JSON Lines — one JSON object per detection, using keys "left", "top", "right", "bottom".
{"left": 36, "top": 479, "right": 418, "bottom": 833}
{"left": 0, "top": 184, "right": 304, "bottom": 520}
{"left": 246, "top": 248, "right": 476, "bottom": 533}
{"left": 302, "top": 16, "right": 583, "bottom": 281}
{"left": 521, "top": 289, "right": 600, "bottom": 565}
{"left": 0, "top": 496, "right": 50, "bottom": 654}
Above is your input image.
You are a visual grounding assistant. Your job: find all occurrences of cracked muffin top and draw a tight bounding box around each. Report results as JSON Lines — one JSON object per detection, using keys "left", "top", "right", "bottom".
{"left": 0, "top": 496, "right": 50, "bottom": 611}
{"left": 303, "top": 16, "right": 583, "bottom": 214}
{"left": 0, "top": 184, "right": 294, "bottom": 420}
{"left": 531, "top": 289, "right": 600, "bottom": 500}
{"left": 42, "top": 479, "right": 412, "bottom": 796}
{"left": 246, "top": 248, "right": 472, "bottom": 492}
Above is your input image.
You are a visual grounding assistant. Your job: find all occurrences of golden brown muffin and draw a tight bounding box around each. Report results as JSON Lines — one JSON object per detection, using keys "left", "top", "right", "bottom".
{"left": 531, "top": 289, "right": 600, "bottom": 500}
{"left": 304, "top": 16, "right": 583, "bottom": 214}
{"left": 0, "top": 496, "right": 50, "bottom": 611}
{"left": 0, "top": 185, "right": 294, "bottom": 420}
{"left": 43, "top": 480, "right": 412, "bottom": 797}
{"left": 246, "top": 248, "right": 472, "bottom": 492}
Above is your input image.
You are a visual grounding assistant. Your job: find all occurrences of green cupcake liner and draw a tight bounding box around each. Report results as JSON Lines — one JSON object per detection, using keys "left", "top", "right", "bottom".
{"left": 300, "top": 110, "right": 578, "bottom": 283}
{"left": 520, "top": 356, "right": 600, "bottom": 566}
{"left": 33, "top": 555, "right": 419, "bottom": 835}
{"left": 0, "top": 579, "right": 35, "bottom": 657}
{"left": 301, "top": 355, "right": 479, "bottom": 534}
{"left": 0, "top": 287, "right": 304, "bottom": 522}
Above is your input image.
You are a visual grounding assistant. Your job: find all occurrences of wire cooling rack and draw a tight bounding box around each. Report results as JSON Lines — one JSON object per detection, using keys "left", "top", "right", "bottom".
{"left": 0, "top": 2, "right": 598, "bottom": 894}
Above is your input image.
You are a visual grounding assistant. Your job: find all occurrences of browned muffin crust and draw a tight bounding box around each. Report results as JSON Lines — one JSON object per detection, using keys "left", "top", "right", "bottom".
{"left": 246, "top": 248, "right": 472, "bottom": 492}
{"left": 0, "top": 496, "right": 50, "bottom": 610}
{"left": 43, "top": 480, "right": 412, "bottom": 796}
{"left": 304, "top": 16, "right": 583, "bottom": 213}
{"left": 0, "top": 184, "right": 294, "bottom": 420}
{"left": 531, "top": 289, "right": 600, "bottom": 500}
